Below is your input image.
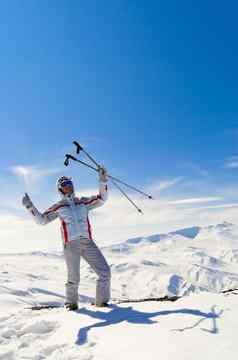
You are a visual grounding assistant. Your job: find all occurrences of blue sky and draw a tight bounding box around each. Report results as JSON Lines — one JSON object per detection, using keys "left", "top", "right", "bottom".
{"left": 1, "top": 1, "right": 238, "bottom": 251}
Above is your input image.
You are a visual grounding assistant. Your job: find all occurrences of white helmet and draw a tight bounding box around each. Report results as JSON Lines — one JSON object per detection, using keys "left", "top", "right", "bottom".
{"left": 56, "top": 176, "right": 74, "bottom": 194}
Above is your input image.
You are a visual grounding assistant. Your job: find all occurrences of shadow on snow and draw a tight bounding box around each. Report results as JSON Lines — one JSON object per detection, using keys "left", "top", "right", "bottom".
{"left": 76, "top": 304, "right": 222, "bottom": 345}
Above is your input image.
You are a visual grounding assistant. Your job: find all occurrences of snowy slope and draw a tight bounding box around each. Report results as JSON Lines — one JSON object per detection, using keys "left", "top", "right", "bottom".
{"left": 104, "top": 221, "right": 238, "bottom": 298}
{"left": 0, "top": 291, "right": 237, "bottom": 360}
{"left": 0, "top": 222, "right": 238, "bottom": 359}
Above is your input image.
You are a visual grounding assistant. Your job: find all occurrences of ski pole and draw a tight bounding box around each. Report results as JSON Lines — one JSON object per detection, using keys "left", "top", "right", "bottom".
{"left": 64, "top": 154, "right": 98, "bottom": 172}
{"left": 110, "top": 178, "right": 143, "bottom": 213}
{"left": 73, "top": 141, "right": 153, "bottom": 199}
{"left": 64, "top": 154, "right": 143, "bottom": 213}
{"left": 73, "top": 141, "right": 99, "bottom": 169}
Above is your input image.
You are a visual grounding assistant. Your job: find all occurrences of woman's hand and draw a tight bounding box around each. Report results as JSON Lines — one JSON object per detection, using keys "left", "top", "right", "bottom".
{"left": 98, "top": 166, "right": 108, "bottom": 182}
{"left": 22, "top": 193, "right": 33, "bottom": 209}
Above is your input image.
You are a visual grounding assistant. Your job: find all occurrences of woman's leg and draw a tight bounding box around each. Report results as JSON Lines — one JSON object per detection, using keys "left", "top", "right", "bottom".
{"left": 80, "top": 237, "right": 111, "bottom": 306}
{"left": 64, "top": 240, "right": 81, "bottom": 304}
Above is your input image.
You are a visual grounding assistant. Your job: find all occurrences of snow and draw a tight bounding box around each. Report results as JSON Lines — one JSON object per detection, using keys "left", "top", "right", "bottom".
{"left": 0, "top": 221, "right": 238, "bottom": 359}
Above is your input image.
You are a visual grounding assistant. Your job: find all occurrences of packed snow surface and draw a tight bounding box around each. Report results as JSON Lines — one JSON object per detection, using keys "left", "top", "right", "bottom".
{"left": 0, "top": 221, "right": 237, "bottom": 359}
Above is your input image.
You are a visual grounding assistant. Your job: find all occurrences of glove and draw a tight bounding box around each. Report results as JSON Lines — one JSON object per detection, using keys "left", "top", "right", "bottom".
{"left": 22, "top": 193, "right": 33, "bottom": 209}
{"left": 98, "top": 166, "right": 108, "bottom": 182}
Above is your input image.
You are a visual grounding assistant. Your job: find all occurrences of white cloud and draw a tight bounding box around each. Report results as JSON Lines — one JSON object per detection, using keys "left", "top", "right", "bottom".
{"left": 192, "top": 203, "right": 238, "bottom": 210}
{"left": 11, "top": 165, "right": 60, "bottom": 186}
{"left": 167, "top": 197, "right": 223, "bottom": 205}
{"left": 224, "top": 156, "right": 238, "bottom": 169}
{"left": 148, "top": 177, "right": 184, "bottom": 194}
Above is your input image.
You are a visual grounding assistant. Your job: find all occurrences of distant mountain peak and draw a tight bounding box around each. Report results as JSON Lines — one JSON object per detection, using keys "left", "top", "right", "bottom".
{"left": 108, "top": 222, "right": 237, "bottom": 252}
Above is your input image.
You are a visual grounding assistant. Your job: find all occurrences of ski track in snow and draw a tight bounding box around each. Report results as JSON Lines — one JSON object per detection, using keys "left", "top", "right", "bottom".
{"left": 0, "top": 221, "right": 238, "bottom": 359}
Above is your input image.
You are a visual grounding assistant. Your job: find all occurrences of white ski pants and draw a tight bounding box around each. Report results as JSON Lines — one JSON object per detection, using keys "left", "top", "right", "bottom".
{"left": 63, "top": 237, "right": 111, "bottom": 305}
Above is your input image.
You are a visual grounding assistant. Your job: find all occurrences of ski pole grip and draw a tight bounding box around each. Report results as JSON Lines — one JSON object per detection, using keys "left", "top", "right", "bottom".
{"left": 67, "top": 154, "right": 78, "bottom": 161}
{"left": 64, "top": 154, "right": 78, "bottom": 166}
{"left": 73, "top": 141, "right": 83, "bottom": 154}
{"left": 64, "top": 155, "right": 70, "bottom": 166}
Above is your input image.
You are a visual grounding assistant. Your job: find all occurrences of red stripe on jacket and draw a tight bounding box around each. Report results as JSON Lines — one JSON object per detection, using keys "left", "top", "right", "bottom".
{"left": 84, "top": 195, "right": 101, "bottom": 206}
{"left": 87, "top": 217, "right": 93, "bottom": 240}
{"left": 61, "top": 220, "right": 69, "bottom": 244}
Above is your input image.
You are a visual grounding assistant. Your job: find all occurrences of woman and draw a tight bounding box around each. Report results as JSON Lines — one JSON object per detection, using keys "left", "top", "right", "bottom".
{"left": 22, "top": 167, "right": 111, "bottom": 311}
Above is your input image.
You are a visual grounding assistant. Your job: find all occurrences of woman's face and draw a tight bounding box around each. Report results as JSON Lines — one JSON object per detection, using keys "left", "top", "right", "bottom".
{"left": 60, "top": 180, "right": 74, "bottom": 195}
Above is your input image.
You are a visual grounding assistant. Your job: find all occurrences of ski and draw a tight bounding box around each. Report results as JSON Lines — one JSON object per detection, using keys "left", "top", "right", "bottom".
{"left": 26, "top": 296, "right": 181, "bottom": 311}
{"left": 112, "top": 295, "right": 180, "bottom": 304}
{"left": 27, "top": 305, "right": 63, "bottom": 311}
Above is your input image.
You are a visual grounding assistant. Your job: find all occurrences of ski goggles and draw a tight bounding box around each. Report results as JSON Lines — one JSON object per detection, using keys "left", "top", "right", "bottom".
{"left": 60, "top": 180, "right": 73, "bottom": 188}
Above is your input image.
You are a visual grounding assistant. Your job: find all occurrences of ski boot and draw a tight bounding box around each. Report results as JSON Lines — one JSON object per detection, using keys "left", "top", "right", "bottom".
{"left": 65, "top": 303, "right": 78, "bottom": 311}
{"left": 91, "top": 301, "right": 109, "bottom": 308}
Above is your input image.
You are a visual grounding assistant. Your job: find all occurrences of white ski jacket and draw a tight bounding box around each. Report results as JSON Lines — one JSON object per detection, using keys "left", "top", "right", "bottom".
{"left": 28, "top": 180, "right": 108, "bottom": 244}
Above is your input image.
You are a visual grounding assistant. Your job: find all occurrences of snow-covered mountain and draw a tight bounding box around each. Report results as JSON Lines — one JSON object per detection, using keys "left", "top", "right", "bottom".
{"left": 0, "top": 222, "right": 238, "bottom": 359}
{"left": 1, "top": 221, "right": 238, "bottom": 309}
{"left": 102, "top": 221, "right": 238, "bottom": 299}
